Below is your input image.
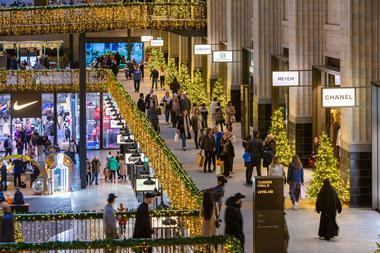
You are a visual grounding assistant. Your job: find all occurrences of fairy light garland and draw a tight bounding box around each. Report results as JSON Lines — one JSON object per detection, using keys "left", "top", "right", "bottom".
{"left": 0, "top": 2, "right": 207, "bottom": 36}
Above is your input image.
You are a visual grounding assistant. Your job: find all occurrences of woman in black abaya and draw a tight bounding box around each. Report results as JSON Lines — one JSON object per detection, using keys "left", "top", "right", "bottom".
{"left": 316, "top": 179, "right": 342, "bottom": 240}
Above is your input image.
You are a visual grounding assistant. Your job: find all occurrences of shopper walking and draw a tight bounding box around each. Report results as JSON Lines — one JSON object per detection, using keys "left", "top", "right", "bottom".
{"left": 225, "top": 101, "right": 236, "bottom": 129}
{"left": 246, "top": 129, "right": 264, "bottom": 183}
{"left": 200, "top": 128, "right": 216, "bottom": 173}
{"left": 0, "top": 203, "right": 14, "bottom": 242}
{"left": 103, "top": 193, "right": 118, "bottom": 239}
{"left": 119, "top": 156, "right": 127, "bottom": 181}
{"left": 147, "top": 94, "right": 160, "bottom": 132}
{"left": 170, "top": 94, "right": 180, "bottom": 128}
{"left": 203, "top": 176, "right": 227, "bottom": 215}
{"left": 176, "top": 110, "right": 191, "bottom": 150}
{"left": 214, "top": 102, "right": 224, "bottom": 131}
{"left": 263, "top": 133, "right": 276, "bottom": 174}
{"left": 199, "top": 103, "right": 209, "bottom": 129}
{"left": 3, "top": 135, "right": 12, "bottom": 156}
{"left": 91, "top": 156, "right": 101, "bottom": 185}
{"left": 108, "top": 156, "right": 119, "bottom": 183}
{"left": 316, "top": 179, "right": 342, "bottom": 240}
{"left": 12, "top": 159, "right": 23, "bottom": 188}
{"left": 180, "top": 92, "right": 191, "bottom": 114}
{"left": 220, "top": 133, "right": 235, "bottom": 178}
{"left": 133, "top": 192, "right": 155, "bottom": 239}
{"left": 268, "top": 156, "right": 286, "bottom": 181}
{"left": 137, "top": 93, "right": 146, "bottom": 114}
{"left": 161, "top": 91, "right": 172, "bottom": 125}
{"left": 190, "top": 107, "right": 203, "bottom": 149}
{"left": 86, "top": 159, "right": 92, "bottom": 186}
{"left": 287, "top": 155, "right": 304, "bottom": 210}
{"left": 169, "top": 77, "right": 180, "bottom": 95}
{"left": 224, "top": 193, "right": 245, "bottom": 249}
{"left": 159, "top": 66, "right": 166, "bottom": 90}
{"left": 68, "top": 140, "right": 76, "bottom": 164}
{"left": 210, "top": 97, "right": 218, "bottom": 126}
{"left": 201, "top": 191, "right": 218, "bottom": 236}
{"left": 0, "top": 162, "right": 7, "bottom": 192}
{"left": 133, "top": 67, "right": 142, "bottom": 93}
{"left": 150, "top": 68, "right": 159, "bottom": 90}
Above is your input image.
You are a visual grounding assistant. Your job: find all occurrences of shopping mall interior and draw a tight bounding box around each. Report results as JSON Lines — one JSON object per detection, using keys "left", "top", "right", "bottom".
{"left": 0, "top": 0, "right": 379, "bottom": 253}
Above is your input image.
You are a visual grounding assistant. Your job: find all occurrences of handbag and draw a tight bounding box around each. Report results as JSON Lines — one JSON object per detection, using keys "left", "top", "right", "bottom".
{"left": 196, "top": 152, "right": 205, "bottom": 167}
{"left": 156, "top": 107, "right": 162, "bottom": 115}
{"left": 174, "top": 132, "right": 179, "bottom": 143}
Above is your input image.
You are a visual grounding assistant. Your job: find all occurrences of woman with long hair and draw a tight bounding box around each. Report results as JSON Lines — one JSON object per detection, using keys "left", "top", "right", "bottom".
{"left": 201, "top": 191, "right": 218, "bottom": 236}
{"left": 287, "top": 154, "right": 304, "bottom": 210}
{"left": 316, "top": 179, "right": 342, "bottom": 240}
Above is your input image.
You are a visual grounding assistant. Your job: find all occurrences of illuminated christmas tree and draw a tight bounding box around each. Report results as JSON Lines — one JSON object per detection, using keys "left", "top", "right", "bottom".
{"left": 269, "top": 108, "right": 294, "bottom": 164}
{"left": 147, "top": 48, "right": 165, "bottom": 72}
{"left": 307, "top": 132, "right": 350, "bottom": 203}
{"left": 187, "top": 70, "right": 208, "bottom": 106}
{"left": 212, "top": 78, "right": 227, "bottom": 109}
{"left": 178, "top": 62, "right": 191, "bottom": 92}
{"left": 166, "top": 58, "right": 178, "bottom": 85}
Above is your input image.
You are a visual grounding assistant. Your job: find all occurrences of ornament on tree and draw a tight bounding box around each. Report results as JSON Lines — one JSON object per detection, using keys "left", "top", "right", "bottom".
{"left": 307, "top": 132, "right": 349, "bottom": 203}
{"left": 269, "top": 108, "right": 294, "bottom": 165}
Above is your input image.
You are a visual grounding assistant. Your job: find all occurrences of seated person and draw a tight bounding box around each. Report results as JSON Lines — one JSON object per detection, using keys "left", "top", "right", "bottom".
{"left": 13, "top": 188, "right": 25, "bottom": 205}
{"left": 5, "top": 194, "right": 12, "bottom": 205}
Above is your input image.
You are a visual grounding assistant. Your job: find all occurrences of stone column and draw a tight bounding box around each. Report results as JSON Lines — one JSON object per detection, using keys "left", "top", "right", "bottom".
{"left": 340, "top": 0, "right": 380, "bottom": 207}
{"left": 252, "top": 0, "right": 283, "bottom": 135}
{"left": 287, "top": 0, "right": 323, "bottom": 159}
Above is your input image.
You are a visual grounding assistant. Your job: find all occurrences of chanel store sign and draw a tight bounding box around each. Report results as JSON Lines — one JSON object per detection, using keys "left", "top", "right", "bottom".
{"left": 322, "top": 88, "right": 356, "bottom": 108}
{"left": 272, "top": 71, "right": 299, "bottom": 87}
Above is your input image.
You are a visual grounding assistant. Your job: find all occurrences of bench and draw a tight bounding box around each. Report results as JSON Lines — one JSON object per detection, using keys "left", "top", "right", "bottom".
{"left": 9, "top": 204, "right": 29, "bottom": 213}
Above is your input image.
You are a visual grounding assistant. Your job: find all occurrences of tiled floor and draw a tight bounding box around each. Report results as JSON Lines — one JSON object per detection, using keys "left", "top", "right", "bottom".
{"left": 118, "top": 74, "right": 380, "bottom": 253}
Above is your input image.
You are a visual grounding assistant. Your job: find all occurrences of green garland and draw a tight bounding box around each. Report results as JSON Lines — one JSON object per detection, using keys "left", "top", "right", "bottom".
{"left": 0, "top": 236, "right": 243, "bottom": 253}
{"left": 14, "top": 209, "right": 199, "bottom": 222}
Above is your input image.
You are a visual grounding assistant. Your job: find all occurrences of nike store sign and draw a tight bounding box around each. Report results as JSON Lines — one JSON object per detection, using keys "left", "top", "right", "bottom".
{"left": 11, "top": 92, "right": 42, "bottom": 118}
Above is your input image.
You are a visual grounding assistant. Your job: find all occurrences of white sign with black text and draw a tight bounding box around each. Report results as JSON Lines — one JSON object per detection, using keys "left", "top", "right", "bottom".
{"left": 322, "top": 88, "right": 356, "bottom": 108}
{"left": 141, "top": 36, "right": 154, "bottom": 42}
{"left": 272, "top": 71, "right": 300, "bottom": 87}
{"left": 110, "top": 120, "right": 125, "bottom": 129}
{"left": 194, "top": 44, "right": 212, "bottom": 55}
{"left": 212, "top": 51, "right": 233, "bottom": 62}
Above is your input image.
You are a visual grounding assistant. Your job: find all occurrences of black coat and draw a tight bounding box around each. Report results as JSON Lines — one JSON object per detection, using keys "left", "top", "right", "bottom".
{"left": 137, "top": 98, "right": 145, "bottom": 113}
{"left": 133, "top": 202, "right": 153, "bottom": 238}
{"left": 247, "top": 137, "right": 264, "bottom": 165}
{"left": 170, "top": 81, "right": 180, "bottom": 94}
{"left": 224, "top": 197, "right": 244, "bottom": 246}
{"left": 316, "top": 185, "right": 342, "bottom": 239}
{"left": 200, "top": 134, "right": 215, "bottom": 152}
{"left": 0, "top": 212, "right": 14, "bottom": 242}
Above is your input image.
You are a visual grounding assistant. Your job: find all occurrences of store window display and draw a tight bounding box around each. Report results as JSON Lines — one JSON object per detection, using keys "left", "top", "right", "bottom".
{"left": 0, "top": 95, "right": 11, "bottom": 151}
{"left": 103, "top": 93, "right": 119, "bottom": 149}
{"left": 86, "top": 93, "right": 100, "bottom": 149}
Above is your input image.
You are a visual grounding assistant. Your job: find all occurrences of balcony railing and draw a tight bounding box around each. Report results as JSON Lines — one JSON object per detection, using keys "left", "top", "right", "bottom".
{"left": 0, "top": 2, "right": 207, "bottom": 36}
{"left": 14, "top": 210, "right": 199, "bottom": 243}
{"left": 0, "top": 69, "right": 202, "bottom": 234}
{"left": 0, "top": 236, "right": 244, "bottom": 253}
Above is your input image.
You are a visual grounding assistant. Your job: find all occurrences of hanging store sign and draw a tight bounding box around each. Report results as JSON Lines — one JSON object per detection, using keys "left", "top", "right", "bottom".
{"left": 110, "top": 119, "right": 125, "bottom": 129}
{"left": 194, "top": 44, "right": 212, "bottom": 55}
{"left": 135, "top": 178, "right": 158, "bottom": 192}
{"left": 141, "top": 36, "right": 154, "bottom": 42}
{"left": 116, "top": 134, "right": 134, "bottom": 145}
{"left": 272, "top": 71, "right": 300, "bottom": 87}
{"left": 322, "top": 88, "right": 356, "bottom": 108}
{"left": 212, "top": 51, "right": 233, "bottom": 62}
{"left": 150, "top": 39, "right": 164, "bottom": 47}
{"left": 11, "top": 92, "right": 41, "bottom": 118}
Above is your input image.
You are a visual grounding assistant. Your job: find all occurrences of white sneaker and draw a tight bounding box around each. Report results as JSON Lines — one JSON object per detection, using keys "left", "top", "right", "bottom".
{"left": 293, "top": 202, "right": 298, "bottom": 210}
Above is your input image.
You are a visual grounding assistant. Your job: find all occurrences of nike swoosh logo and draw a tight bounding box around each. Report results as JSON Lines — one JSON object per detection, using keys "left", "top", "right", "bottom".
{"left": 13, "top": 101, "right": 39, "bottom": 111}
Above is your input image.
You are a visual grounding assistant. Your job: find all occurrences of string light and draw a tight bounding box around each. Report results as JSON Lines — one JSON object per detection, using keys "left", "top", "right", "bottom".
{"left": 0, "top": 3, "right": 207, "bottom": 36}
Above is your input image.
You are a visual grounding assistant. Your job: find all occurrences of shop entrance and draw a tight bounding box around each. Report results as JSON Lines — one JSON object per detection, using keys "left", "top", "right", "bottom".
{"left": 312, "top": 66, "right": 342, "bottom": 158}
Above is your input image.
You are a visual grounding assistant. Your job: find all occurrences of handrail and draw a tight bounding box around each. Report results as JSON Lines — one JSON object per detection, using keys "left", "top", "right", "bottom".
{"left": 0, "top": 2, "right": 207, "bottom": 36}
{"left": 0, "top": 236, "right": 244, "bottom": 253}
{"left": 14, "top": 209, "right": 199, "bottom": 221}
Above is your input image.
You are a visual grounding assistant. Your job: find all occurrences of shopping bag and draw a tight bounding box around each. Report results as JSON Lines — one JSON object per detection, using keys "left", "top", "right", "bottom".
{"left": 300, "top": 184, "right": 307, "bottom": 199}
{"left": 174, "top": 132, "right": 179, "bottom": 143}
{"left": 196, "top": 152, "right": 205, "bottom": 167}
{"left": 215, "top": 160, "right": 223, "bottom": 175}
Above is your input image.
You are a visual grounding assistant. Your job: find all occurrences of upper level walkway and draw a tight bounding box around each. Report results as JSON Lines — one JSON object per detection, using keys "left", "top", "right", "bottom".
{"left": 0, "top": 1, "right": 207, "bottom": 36}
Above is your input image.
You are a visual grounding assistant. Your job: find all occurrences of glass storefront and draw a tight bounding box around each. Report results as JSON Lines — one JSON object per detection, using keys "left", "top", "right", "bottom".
{"left": 0, "top": 92, "right": 118, "bottom": 152}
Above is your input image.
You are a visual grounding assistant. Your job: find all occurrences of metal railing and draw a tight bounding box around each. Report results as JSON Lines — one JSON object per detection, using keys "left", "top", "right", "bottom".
{"left": 14, "top": 210, "right": 199, "bottom": 243}
{"left": 0, "top": 236, "right": 244, "bottom": 253}
{"left": 0, "top": 2, "right": 207, "bottom": 36}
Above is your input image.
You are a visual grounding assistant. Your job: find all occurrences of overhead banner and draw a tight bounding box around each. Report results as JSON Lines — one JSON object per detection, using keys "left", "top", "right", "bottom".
{"left": 141, "top": 35, "right": 153, "bottom": 42}
{"left": 194, "top": 44, "right": 212, "bottom": 55}
{"left": 11, "top": 92, "right": 41, "bottom": 118}
{"left": 322, "top": 88, "right": 356, "bottom": 108}
{"left": 212, "top": 51, "right": 233, "bottom": 62}
{"left": 150, "top": 39, "right": 164, "bottom": 47}
{"left": 272, "top": 71, "right": 299, "bottom": 87}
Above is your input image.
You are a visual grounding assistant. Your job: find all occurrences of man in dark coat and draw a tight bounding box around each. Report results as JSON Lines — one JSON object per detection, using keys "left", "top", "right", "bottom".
{"left": 169, "top": 77, "right": 180, "bottom": 95}
{"left": 246, "top": 129, "right": 264, "bottom": 183}
{"left": 0, "top": 163, "right": 7, "bottom": 192}
{"left": 224, "top": 193, "right": 245, "bottom": 249}
{"left": 12, "top": 159, "right": 24, "bottom": 188}
{"left": 133, "top": 192, "right": 155, "bottom": 239}
{"left": 0, "top": 203, "right": 14, "bottom": 242}
{"left": 316, "top": 179, "right": 342, "bottom": 240}
{"left": 137, "top": 93, "right": 146, "bottom": 113}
